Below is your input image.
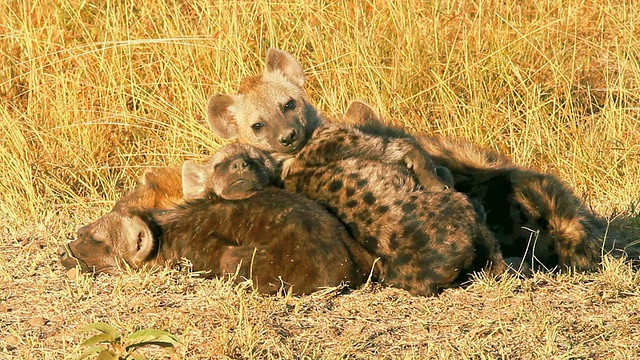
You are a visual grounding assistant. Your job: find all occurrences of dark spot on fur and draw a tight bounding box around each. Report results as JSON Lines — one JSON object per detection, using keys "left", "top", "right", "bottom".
{"left": 363, "top": 236, "right": 378, "bottom": 251}
{"left": 346, "top": 187, "right": 355, "bottom": 197}
{"left": 346, "top": 200, "right": 358, "bottom": 208}
{"left": 394, "top": 251, "right": 413, "bottom": 267}
{"left": 336, "top": 136, "right": 345, "bottom": 143}
{"left": 329, "top": 180, "right": 343, "bottom": 192}
{"left": 401, "top": 202, "right": 417, "bottom": 213}
{"left": 410, "top": 230, "right": 429, "bottom": 249}
{"left": 363, "top": 192, "right": 376, "bottom": 205}
{"left": 403, "top": 221, "right": 419, "bottom": 238}
{"left": 394, "top": 200, "right": 403, "bottom": 206}
{"left": 389, "top": 232, "right": 399, "bottom": 251}
{"left": 348, "top": 173, "right": 359, "bottom": 179}
{"left": 357, "top": 179, "right": 368, "bottom": 188}
{"left": 376, "top": 205, "right": 389, "bottom": 214}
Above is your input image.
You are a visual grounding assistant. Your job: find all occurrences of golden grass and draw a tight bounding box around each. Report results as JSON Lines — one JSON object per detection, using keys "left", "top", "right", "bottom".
{"left": 1, "top": 0, "right": 639, "bottom": 358}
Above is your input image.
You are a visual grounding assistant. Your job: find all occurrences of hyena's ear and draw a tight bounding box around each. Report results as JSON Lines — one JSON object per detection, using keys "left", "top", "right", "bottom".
{"left": 181, "top": 160, "right": 207, "bottom": 200}
{"left": 207, "top": 93, "right": 239, "bottom": 139}
{"left": 265, "top": 48, "right": 305, "bottom": 88}
{"left": 344, "top": 100, "right": 380, "bottom": 124}
{"left": 122, "top": 215, "right": 154, "bottom": 267}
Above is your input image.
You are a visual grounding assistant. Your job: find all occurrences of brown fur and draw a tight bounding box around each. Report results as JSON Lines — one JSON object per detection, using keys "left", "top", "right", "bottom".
{"left": 344, "top": 100, "right": 629, "bottom": 271}
{"left": 59, "top": 154, "right": 377, "bottom": 295}
{"left": 204, "top": 49, "right": 507, "bottom": 295}
{"left": 112, "top": 167, "right": 184, "bottom": 212}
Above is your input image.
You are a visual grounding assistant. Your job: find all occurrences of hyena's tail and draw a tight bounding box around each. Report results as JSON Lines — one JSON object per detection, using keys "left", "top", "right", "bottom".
{"left": 511, "top": 170, "right": 609, "bottom": 271}
{"left": 416, "top": 135, "right": 514, "bottom": 175}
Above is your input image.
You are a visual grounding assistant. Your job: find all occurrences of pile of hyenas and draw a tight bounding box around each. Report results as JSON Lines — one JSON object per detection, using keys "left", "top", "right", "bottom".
{"left": 59, "top": 49, "right": 637, "bottom": 296}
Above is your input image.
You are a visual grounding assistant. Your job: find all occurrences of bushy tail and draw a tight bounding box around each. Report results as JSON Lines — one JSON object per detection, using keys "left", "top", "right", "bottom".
{"left": 417, "top": 135, "right": 514, "bottom": 175}
{"left": 511, "top": 170, "right": 606, "bottom": 271}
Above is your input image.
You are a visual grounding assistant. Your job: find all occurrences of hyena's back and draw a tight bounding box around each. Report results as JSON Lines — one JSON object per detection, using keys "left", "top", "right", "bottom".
{"left": 284, "top": 158, "right": 506, "bottom": 295}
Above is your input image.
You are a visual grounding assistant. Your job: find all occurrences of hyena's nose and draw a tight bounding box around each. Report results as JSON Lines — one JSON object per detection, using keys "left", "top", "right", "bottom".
{"left": 231, "top": 158, "right": 249, "bottom": 172}
{"left": 58, "top": 245, "right": 69, "bottom": 259}
{"left": 279, "top": 129, "right": 298, "bottom": 146}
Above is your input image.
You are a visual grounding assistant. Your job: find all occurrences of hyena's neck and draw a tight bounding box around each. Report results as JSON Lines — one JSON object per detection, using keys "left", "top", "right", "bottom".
{"left": 303, "top": 101, "right": 324, "bottom": 136}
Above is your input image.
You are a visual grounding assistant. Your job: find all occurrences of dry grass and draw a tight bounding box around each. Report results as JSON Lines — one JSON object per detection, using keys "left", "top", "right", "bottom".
{"left": 1, "top": 0, "right": 639, "bottom": 358}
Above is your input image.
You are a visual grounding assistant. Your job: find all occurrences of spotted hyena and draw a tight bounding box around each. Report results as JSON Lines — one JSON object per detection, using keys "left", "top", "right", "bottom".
{"left": 59, "top": 153, "right": 377, "bottom": 295}
{"left": 343, "top": 100, "right": 630, "bottom": 272}
{"left": 204, "top": 49, "right": 507, "bottom": 295}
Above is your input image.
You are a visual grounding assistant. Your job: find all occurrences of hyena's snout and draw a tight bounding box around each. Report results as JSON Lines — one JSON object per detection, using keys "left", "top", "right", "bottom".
{"left": 231, "top": 158, "right": 249, "bottom": 173}
{"left": 279, "top": 128, "right": 298, "bottom": 147}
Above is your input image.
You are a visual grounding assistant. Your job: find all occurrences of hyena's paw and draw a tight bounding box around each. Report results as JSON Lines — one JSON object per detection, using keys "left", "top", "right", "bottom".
{"left": 404, "top": 148, "right": 449, "bottom": 192}
{"left": 280, "top": 157, "right": 306, "bottom": 179}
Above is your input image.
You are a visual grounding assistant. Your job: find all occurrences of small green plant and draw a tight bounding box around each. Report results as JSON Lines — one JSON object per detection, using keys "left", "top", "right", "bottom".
{"left": 77, "top": 322, "right": 180, "bottom": 360}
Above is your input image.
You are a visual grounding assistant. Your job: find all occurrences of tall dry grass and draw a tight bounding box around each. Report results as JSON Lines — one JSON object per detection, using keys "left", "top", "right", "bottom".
{"left": 1, "top": 0, "right": 639, "bottom": 358}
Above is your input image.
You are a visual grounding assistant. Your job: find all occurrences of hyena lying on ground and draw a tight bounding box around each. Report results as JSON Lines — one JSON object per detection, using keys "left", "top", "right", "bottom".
{"left": 344, "top": 100, "right": 638, "bottom": 271}
{"left": 59, "top": 150, "right": 377, "bottom": 294}
{"left": 205, "top": 48, "right": 508, "bottom": 295}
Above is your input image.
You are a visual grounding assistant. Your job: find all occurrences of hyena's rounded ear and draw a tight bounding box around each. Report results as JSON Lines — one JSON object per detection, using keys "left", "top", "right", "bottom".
{"left": 181, "top": 160, "right": 207, "bottom": 200}
{"left": 207, "top": 93, "right": 238, "bottom": 139}
{"left": 265, "top": 48, "right": 305, "bottom": 88}
{"left": 344, "top": 100, "right": 380, "bottom": 124}
{"left": 122, "top": 215, "right": 154, "bottom": 267}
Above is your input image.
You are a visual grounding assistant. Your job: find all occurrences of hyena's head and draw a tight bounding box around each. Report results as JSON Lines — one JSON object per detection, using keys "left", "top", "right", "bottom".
{"left": 58, "top": 168, "right": 177, "bottom": 273}
{"left": 182, "top": 143, "right": 280, "bottom": 201}
{"left": 206, "top": 48, "right": 323, "bottom": 154}
{"left": 58, "top": 210, "right": 158, "bottom": 274}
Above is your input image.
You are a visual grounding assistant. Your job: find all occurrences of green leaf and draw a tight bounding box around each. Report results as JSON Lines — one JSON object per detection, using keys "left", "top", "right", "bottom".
{"left": 77, "top": 345, "right": 108, "bottom": 360}
{"left": 125, "top": 329, "right": 180, "bottom": 349}
{"left": 127, "top": 341, "right": 177, "bottom": 353}
{"left": 82, "top": 333, "right": 119, "bottom": 347}
{"left": 95, "top": 349, "right": 117, "bottom": 360}
{"left": 79, "top": 322, "right": 120, "bottom": 342}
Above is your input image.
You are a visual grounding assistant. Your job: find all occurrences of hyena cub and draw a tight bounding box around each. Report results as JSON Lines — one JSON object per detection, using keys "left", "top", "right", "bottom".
{"left": 343, "top": 100, "right": 622, "bottom": 272}
{"left": 60, "top": 146, "right": 377, "bottom": 294}
{"left": 206, "top": 48, "right": 450, "bottom": 193}
{"left": 205, "top": 48, "right": 507, "bottom": 295}
{"left": 58, "top": 167, "right": 184, "bottom": 274}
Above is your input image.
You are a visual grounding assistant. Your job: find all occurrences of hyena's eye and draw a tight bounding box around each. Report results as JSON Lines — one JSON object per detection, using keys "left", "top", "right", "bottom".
{"left": 251, "top": 123, "right": 266, "bottom": 132}
{"left": 283, "top": 99, "right": 296, "bottom": 111}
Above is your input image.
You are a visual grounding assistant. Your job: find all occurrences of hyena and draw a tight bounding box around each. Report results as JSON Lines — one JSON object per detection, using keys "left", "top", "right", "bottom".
{"left": 59, "top": 153, "right": 377, "bottom": 295}
{"left": 205, "top": 48, "right": 507, "bottom": 295}
{"left": 343, "top": 100, "right": 629, "bottom": 272}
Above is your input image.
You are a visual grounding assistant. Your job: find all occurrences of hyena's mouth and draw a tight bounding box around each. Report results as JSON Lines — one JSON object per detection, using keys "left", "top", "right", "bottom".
{"left": 59, "top": 243, "right": 87, "bottom": 271}
{"left": 278, "top": 137, "right": 307, "bottom": 154}
{"left": 222, "top": 180, "right": 264, "bottom": 200}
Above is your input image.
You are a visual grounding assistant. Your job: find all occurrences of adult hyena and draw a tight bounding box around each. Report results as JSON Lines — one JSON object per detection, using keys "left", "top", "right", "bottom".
{"left": 204, "top": 48, "right": 507, "bottom": 295}
{"left": 58, "top": 153, "right": 377, "bottom": 295}
{"left": 343, "top": 100, "right": 629, "bottom": 272}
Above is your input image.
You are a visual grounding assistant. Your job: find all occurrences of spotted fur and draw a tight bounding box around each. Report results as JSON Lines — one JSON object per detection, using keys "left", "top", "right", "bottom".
{"left": 345, "top": 100, "right": 635, "bottom": 271}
